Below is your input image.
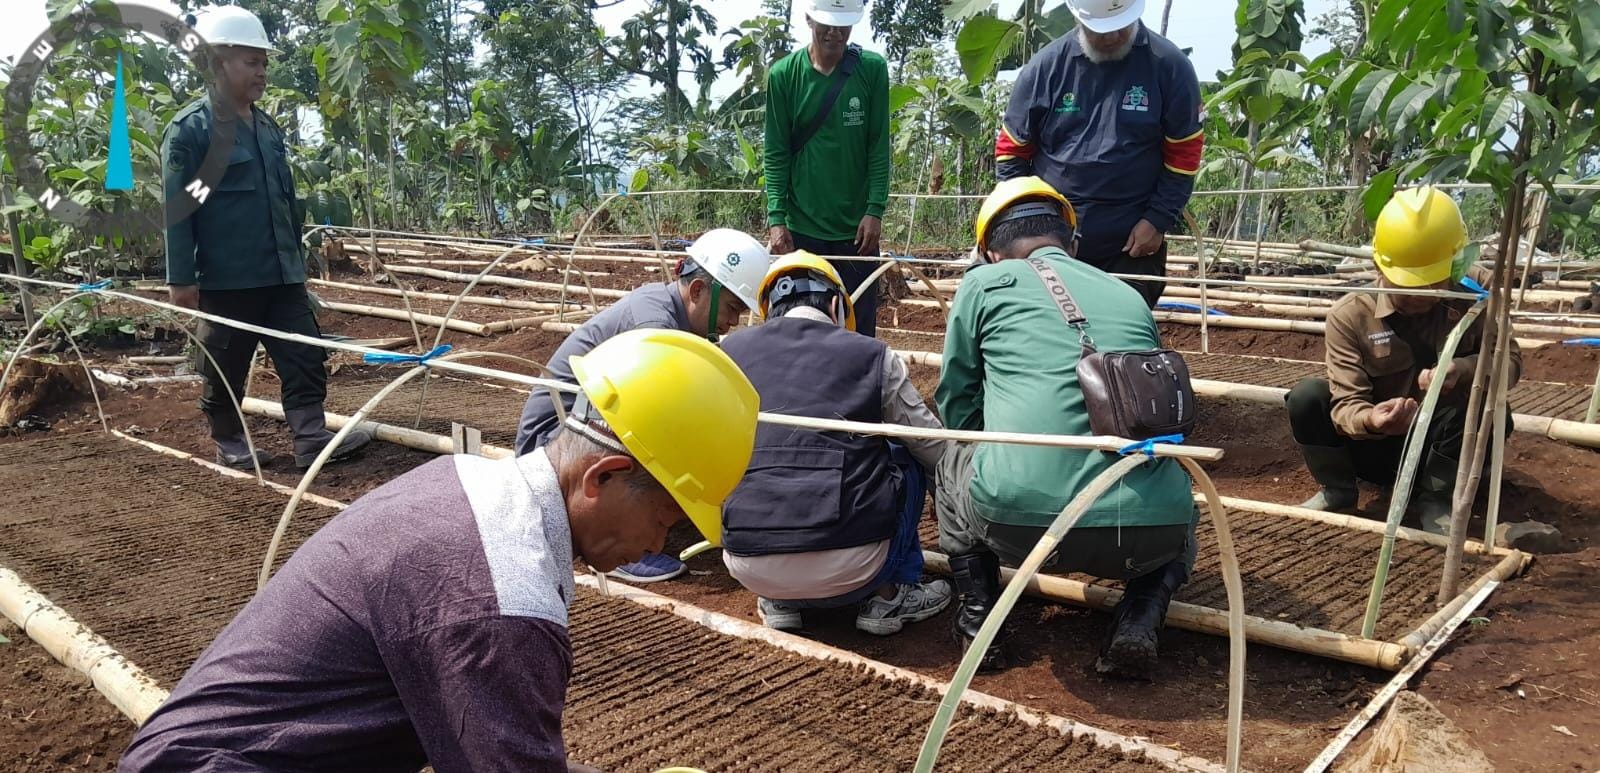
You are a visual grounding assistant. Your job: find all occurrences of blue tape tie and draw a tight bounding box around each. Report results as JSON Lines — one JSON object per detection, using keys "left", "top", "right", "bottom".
{"left": 363, "top": 344, "right": 453, "bottom": 366}
{"left": 1459, "top": 276, "right": 1490, "bottom": 300}
{"left": 1119, "top": 433, "right": 1186, "bottom": 458}
{"left": 1156, "top": 301, "right": 1229, "bottom": 316}
{"left": 521, "top": 238, "right": 546, "bottom": 246}
{"left": 1562, "top": 338, "right": 1600, "bottom": 347}
{"left": 77, "top": 279, "right": 113, "bottom": 292}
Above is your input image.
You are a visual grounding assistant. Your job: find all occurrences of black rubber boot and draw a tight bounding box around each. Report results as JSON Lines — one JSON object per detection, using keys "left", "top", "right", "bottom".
{"left": 948, "top": 551, "right": 1007, "bottom": 672}
{"left": 1296, "top": 443, "right": 1359, "bottom": 513}
{"left": 1096, "top": 558, "right": 1185, "bottom": 680}
{"left": 285, "top": 405, "right": 373, "bottom": 469}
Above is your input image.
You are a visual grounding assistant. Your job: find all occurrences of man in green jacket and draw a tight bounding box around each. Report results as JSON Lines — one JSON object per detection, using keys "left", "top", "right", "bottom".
{"left": 936, "top": 178, "right": 1196, "bottom": 679}
{"left": 163, "top": 7, "right": 370, "bottom": 470}
{"left": 763, "top": 0, "right": 890, "bottom": 337}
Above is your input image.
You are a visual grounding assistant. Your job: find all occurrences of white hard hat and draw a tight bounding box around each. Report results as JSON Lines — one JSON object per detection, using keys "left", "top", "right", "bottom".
{"left": 1066, "top": 0, "right": 1146, "bottom": 34}
{"left": 685, "top": 229, "right": 774, "bottom": 311}
{"left": 192, "top": 6, "right": 280, "bottom": 53}
{"left": 806, "top": 0, "right": 867, "bottom": 27}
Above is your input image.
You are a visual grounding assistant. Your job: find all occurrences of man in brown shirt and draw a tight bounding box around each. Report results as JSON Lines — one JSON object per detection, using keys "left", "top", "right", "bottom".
{"left": 1286, "top": 187, "right": 1518, "bottom": 533}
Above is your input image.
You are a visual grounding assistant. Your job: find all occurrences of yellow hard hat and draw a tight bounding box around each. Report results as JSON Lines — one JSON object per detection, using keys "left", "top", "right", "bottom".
{"left": 1372, "top": 186, "right": 1468, "bottom": 287}
{"left": 567, "top": 329, "right": 759, "bottom": 547}
{"left": 757, "top": 251, "right": 857, "bottom": 331}
{"left": 975, "top": 176, "right": 1079, "bottom": 251}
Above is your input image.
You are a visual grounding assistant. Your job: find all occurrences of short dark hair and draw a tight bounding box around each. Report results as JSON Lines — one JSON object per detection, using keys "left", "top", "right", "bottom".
{"left": 768, "top": 290, "right": 837, "bottom": 320}
{"left": 987, "top": 213, "right": 1074, "bottom": 257}
{"left": 677, "top": 259, "right": 704, "bottom": 286}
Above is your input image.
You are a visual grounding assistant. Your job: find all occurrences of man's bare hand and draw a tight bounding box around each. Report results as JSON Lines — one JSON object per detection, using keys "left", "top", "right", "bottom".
{"left": 1367, "top": 397, "right": 1420, "bottom": 436}
{"left": 1122, "top": 218, "right": 1165, "bottom": 258}
{"left": 855, "top": 215, "right": 882, "bottom": 256}
{"left": 767, "top": 225, "right": 794, "bottom": 255}
{"left": 168, "top": 284, "right": 200, "bottom": 310}
{"left": 1418, "top": 362, "right": 1463, "bottom": 393}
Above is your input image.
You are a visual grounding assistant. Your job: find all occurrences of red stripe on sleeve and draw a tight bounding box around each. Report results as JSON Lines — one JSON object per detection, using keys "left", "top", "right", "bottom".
{"left": 994, "top": 126, "right": 1034, "bottom": 162}
{"left": 1162, "top": 131, "right": 1204, "bottom": 176}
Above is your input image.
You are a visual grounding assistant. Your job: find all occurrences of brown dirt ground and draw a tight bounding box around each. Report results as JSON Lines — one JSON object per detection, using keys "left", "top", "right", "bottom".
{"left": 4, "top": 264, "right": 1599, "bottom": 770}
{"left": 0, "top": 618, "right": 133, "bottom": 771}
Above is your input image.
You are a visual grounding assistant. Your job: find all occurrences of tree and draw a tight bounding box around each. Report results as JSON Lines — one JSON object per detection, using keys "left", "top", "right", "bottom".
{"left": 870, "top": 0, "right": 948, "bottom": 74}
{"left": 605, "top": 1, "right": 722, "bottom": 126}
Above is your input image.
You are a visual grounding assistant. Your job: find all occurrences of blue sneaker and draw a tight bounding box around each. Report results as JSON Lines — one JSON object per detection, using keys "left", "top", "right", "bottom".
{"left": 606, "top": 552, "right": 686, "bottom": 583}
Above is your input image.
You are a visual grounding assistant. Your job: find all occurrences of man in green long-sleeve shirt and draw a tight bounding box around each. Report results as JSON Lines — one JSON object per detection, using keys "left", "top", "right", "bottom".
{"left": 764, "top": 0, "right": 890, "bottom": 337}
{"left": 935, "top": 178, "right": 1196, "bottom": 680}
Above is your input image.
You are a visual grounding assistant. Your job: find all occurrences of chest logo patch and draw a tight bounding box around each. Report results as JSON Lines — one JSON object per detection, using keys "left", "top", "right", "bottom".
{"left": 843, "top": 95, "right": 865, "bottom": 126}
{"left": 1121, "top": 85, "right": 1150, "bottom": 112}
{"left": 1055, "top": 92, "right": 1080, "bottom": 114}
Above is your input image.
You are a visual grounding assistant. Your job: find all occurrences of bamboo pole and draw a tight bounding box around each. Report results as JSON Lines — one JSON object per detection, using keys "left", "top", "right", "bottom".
{"left": 920, "top": 551, "right": 1407, "bottom": 670}
{"left": 317, "top": 299, "right": 492, "bottom": 336}
{"left": 386, "top": 264, "right": 629, "bottom": 299}
{"left": 308, "top": 278, "right": 593, "bottom": 311}
{"left": 240, "top": 397, "right": 513, "bottom": 459}
{"left": 1586, "top": 361, "right": 1600, "bottom": 424}
{"left": 572, "top": 576, "right": 1228, "bottom": 773}
{"left": 126, "top": 355, "right": 188, "bottom": 365}
{"left": 1152, "top": 311, "right": 1328, "bottom": 334}
{"left": 1204, "top": 494, "right": 1508, "bottom": 556}
{"left": 1162, "top": 285, "right": 1337, "bottom": 306}
{"left": 482, "top": 314, "right": 566, "bottom": 333}
{"left": 110, "top": 430, "right": 349, "bottom": 511}
{"left": 1298, "top": 240, "right": 1375, "bottom": 260}
{"left": 1510, "top": 413, "right": 1600, "bottom": 445}
{"left": 0, "top": 567, "right": 170, "bottom": 724}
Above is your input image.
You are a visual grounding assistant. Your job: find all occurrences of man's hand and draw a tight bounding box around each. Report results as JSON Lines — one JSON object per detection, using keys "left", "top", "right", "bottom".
{"left": 1418, "top": 362, "right": 1464, "bottom": 393}
{"left": 855, "top": 215, "right": 882, "bottom": 256}
{"left": 168, "top": 284, "right": 200, "bottom": 310}
{"left": 1122, "top": 219, "right": 1165, "bottom": 258}
{"left": 767, "top": 225, "right": 794, "bottom": 255}
{"left": 1367, "top": 397, "right": 1420, "bottom": 436}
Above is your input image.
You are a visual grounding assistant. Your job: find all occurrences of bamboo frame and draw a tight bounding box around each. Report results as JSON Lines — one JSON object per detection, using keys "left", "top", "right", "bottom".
{"left": 387, "top": 264, "right": 629, "bottom": 300}
{"left": 0, "top": 567, "right": 170, "bottom": 724}
{"left": 318, "top": 299, "right": 493, "bottom": 335}
{"left": 309, "top": 278, "right": 594, "bottom": 311}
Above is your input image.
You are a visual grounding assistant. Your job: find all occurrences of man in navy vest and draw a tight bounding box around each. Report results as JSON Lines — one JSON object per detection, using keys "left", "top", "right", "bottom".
{"left": 718, "top": 253, "right": 951, "bottom": 635}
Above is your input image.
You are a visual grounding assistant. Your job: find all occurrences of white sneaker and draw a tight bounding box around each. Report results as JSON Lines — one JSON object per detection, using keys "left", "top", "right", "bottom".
{"left": 757, "top": 598, "right": 803, "bottom": 631}
{"left": 855, "top": 579, "right": 954, "bottom": 636}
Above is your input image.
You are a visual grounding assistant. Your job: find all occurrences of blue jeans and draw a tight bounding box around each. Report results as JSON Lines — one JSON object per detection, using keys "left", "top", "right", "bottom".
{"left": 784, "top": 443, "right": 927, "bottom": 609}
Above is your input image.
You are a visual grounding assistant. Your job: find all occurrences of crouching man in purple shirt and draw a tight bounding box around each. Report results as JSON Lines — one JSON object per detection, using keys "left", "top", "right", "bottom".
{"left": 119, "top": 329, "right": 760, "bottom": 773}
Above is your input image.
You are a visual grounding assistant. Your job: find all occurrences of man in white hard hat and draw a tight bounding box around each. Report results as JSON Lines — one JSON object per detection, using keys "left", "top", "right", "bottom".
{"left": 764, "top": 0, "right": 891, "bottom": 337}
{"left": 162, "top": 7, "right": 372, "bottom": 470}
{"left": 994, "top": 0, "right": 1204, "bottom": 308}
{"left": 514, "top": 229, "right": 774, "bottom": 583}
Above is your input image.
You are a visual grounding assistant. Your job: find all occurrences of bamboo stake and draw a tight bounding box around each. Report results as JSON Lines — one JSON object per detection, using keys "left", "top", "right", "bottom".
{"left": 1483, "top": 361, "right": 1511, "bottom": 546}
{"left": 1586, "top": 360, "right": 1600, "bottom": 424}
{"left": 241, "top": 397, "right": 513, "bottom": 459}
{"left": 126, "top": 355, "right": 188, "bottom": 364}
{"left": 1203, "top": 494, "right": 1508, "bottom": 556}
{"left": 0, "top": 567, "right": 170, "bottom": 724}
{"left": 309, "top": 278, "right": 592, "bottom": 311}
{"left": 1361, "top": 301, "right": 1486, "bottom": 638}
{"left": 1297, "top": 240, "right": 1375, "bottom": 260}
{"left": 1152, "top": 311, "right": 1327, "bottom": 334}
{"left": 386, "top": 265, "right": 629, "bottom": 299}
{"left": 572, "top": 575, "right": 1227, "bottom": 773}
{"left": 1398, "top": 550, "right": 1528, "bottom": 652}
{"left": 317, "top": 299, "right": 492, "bottom": 336}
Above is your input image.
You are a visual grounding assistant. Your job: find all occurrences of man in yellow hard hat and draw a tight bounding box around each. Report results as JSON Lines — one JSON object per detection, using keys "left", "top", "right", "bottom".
{"left": 1286, "top": 186, "right": 1520, "bottom": 533}
{"left": 514, "top": 229, "right": 774, "bottom": 584}
{"left": 717, "top": 253, "right": 952, "bottom": 635}
{"left": 937, "top": 178, "right": 1197, "bottom": 678}
{"left": 121, "top": 329, "right": 759, "bottom": 772}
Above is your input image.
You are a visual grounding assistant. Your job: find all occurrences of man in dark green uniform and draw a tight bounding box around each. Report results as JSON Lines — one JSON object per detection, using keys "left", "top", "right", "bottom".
{"left": 936, "top": 178, "right": 1196, "bottom": 679}
{"left": 163, "top": 7, "right": 369, "bottom": 469}
{"left": 763, "top": 0, "right": 890, "bottom": 337}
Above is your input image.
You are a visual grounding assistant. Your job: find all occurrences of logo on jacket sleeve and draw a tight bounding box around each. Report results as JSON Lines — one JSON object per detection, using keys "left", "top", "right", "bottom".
{"left": 1121, "top": 85, "right": 1150, "bottom": 112}
{"left": 1054, "top": 92, "right": 1080, "bottom": 114}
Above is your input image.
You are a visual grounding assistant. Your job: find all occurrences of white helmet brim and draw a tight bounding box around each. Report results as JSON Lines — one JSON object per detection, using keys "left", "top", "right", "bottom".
{"left": 1072, "top": 0, "right": 1145, "bottom": 34}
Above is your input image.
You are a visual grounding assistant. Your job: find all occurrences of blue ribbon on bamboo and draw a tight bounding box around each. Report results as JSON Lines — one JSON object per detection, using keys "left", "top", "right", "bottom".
{"left": 1459, "top": 276, "right": 1490, "bottom": 300}
{"left": 77, "top": 279, "right": 113, "bottom": 292}
{"left": 364, "top": 344, "right": 453, "bottom": 366}
{"left": 1118, "top": 433, "right": 1185, "bottom": 458}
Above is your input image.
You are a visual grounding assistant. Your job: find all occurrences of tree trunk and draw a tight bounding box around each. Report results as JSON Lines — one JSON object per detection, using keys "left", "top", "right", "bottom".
{"left": 1160, "top": 0, "right": 1175, "bottom": 36}
{"left": 665, "top": 0, "right": 681, "bottom": 126}
{"left": 1231, "top": 122, "right": 1259, "bottom": 241}
{"left": 1343, "top": 129, "right": 1373, "bottom": 240}
{"left": 386, "top": 99, "right": 400, "bottom": 230}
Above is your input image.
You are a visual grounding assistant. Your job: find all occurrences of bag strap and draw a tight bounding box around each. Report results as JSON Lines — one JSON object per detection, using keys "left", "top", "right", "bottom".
{"left": 790, "top": 45, "right": 861, "bottom": 156}
{"left": 1021, "top": 255, "right": 1097, "bottom": 352}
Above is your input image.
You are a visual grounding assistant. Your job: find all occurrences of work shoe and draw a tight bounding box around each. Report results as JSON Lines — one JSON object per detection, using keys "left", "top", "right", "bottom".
{"left": 285, "top": 405, "right": 373, "bottom": 469}
{"left": 1413, "top": 493, "right": 1455, "bottom": 536}
{"left": 855, "top": 579, "right": 955, "bottom": 636}
{"left": 214, "top": 436, "right": 274, "bottom": 470}
{"left": 1296, "top": 443, "right": 1359, "bottom": 513}
{"left": 1096, "top": 559, "right": 1185, "bottom": 680}
{"left": 756, "top": 597, "right": 804, "bottom": 632}
{"left": 605, "top": 552, "right": 686, "bottom": 584}
{"left": 948, "top": 551, "right": 1008, "bottom": 672}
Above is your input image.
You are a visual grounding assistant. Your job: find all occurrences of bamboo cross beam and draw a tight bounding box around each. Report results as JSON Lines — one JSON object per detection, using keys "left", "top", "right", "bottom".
{"left": 309, "top": 278, "right": 595, "bottom": 311}
{"left": 386, "top": 265, "right": 630, "bottom": 299}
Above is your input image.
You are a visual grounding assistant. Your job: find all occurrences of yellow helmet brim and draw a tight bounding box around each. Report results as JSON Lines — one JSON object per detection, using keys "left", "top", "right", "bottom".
{"left": 1374, "top": 250, "right": 1454, "bottom": 287}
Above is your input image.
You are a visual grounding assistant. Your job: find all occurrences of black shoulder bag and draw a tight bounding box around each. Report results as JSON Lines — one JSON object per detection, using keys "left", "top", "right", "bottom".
{"left": 1021, "top": 256, "right": 1197, "bottom": 440}
{"left": 790, "top": 44, "right": 862, "bottom": 155}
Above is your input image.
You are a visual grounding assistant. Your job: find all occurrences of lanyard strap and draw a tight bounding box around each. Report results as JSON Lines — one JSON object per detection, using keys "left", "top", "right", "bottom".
{"left": 1022, "top": 256, "right": 1096, "bottom": 352}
